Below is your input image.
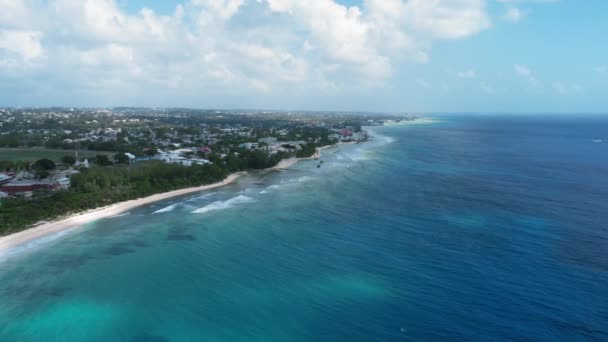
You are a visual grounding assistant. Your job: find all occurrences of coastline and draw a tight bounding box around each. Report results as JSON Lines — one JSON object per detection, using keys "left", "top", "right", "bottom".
{"left": 0, "top": 142, "right": 346, "bottom": 253}
{"left": 0, "top": 172, "right": 245, "bottom": 253}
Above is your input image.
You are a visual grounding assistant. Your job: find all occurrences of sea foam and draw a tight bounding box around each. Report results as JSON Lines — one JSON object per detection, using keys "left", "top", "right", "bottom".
{"left": 153, "top": 204, "right": 178, "bottom": 214}
{"left": 0, "top": 228, "right": 77, "bottom": 263}
{"left": 191, "top": 195, "right": 255, "bottom": 214}
{"left": 186, "top": 192, "right": 217, "bottom": 202}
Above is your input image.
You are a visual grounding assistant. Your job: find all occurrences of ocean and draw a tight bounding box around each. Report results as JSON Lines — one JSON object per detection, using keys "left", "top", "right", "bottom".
{"left": 1, "top": 115, "right": 607, "bottom": 341}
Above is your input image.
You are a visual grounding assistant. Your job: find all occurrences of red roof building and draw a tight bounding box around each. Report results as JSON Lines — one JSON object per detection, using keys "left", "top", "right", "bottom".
{"left": 1, "top": 180, "right": 60, "bottom": 195}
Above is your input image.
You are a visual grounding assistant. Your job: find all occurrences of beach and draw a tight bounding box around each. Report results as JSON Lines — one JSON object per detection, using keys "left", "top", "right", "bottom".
{"left": 0, "top": 144, "right": 343, "bottom": 253}
{"left": 0, "top": 172, "right": 246, "bottom": 252}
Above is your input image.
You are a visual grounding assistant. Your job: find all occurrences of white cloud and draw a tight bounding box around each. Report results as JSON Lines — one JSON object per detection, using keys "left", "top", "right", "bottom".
{"left": 0, "top": 0, "right": 493, "bottom": 104}
{"left": 496, "top": 0, "right": 558, "bottom": 3}
{"left": 367, "top": 0, "right": 491, "bottom": 40}
{"left": 457, "top": 69, "right": 476, "bottom": 79}
{"left": 514, "top": 64, "right": 538, "bottom": 86}
{"left": 504, "top": 7, "right": 525, "bottom": 22}
{"left": 552, "top": 82, "right": 583, "bottom": 94}
{"left": 0, "top": 29, "right": 44, "bottom": 61}
{"left": 416, "top": 78, "right": 432, "bottom": 88}
{"left": 596, "top": 65, "right": 607, "bottom": 73}
{"left": 480, "top": 81, "right": 495, "bottom": 94}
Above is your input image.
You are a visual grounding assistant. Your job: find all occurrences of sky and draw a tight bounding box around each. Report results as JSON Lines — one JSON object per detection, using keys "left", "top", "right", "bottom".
{"left": 0, "top": 0, "right": 607, "bottom": 112}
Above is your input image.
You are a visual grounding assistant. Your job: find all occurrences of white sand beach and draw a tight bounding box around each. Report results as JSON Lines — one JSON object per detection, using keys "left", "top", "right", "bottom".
{"left": 0, "top": 142, "right": 346, "bottom": 252}
{"left": 0, "top": 172, "right": 245, "bottom": 252}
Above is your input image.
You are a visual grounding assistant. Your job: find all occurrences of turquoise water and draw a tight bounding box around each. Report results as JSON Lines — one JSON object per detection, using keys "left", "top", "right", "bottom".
{"left": 1, "top": 115, "right": 607, "bottom": 341}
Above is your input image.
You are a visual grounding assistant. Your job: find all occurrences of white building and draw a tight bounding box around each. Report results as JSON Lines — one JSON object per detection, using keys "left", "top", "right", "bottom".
{"left": 258, "top": 137, "right": 278, "bottom": 144}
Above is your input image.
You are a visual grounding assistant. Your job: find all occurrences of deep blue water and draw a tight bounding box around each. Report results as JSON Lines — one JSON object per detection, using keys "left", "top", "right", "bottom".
{"left": 1, "top": 115, "right": 607, "bottom": 341}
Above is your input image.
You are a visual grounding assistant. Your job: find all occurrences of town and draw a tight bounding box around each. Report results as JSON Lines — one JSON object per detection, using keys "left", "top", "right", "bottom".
{"left": 0, "top": 108, "right": 414, "bottom": 233}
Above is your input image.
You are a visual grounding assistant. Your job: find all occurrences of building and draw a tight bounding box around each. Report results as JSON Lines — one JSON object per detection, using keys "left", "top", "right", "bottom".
{"left": 1, "top": 180, "right": 60, "bottom": 195}
{"left": 0, "top": 173, "right": 13, "bottom": 185}
{"left": 258, "top": 137, "right": 278, "bottom": 144}
{"left": 154, "top": 149, "right": 211, "bottom": 166}
{"left": 75, "top": 159, "right": 90, "bottom": 168}
{"left": 124, "top": 153, "right": 136, "bottom": 164}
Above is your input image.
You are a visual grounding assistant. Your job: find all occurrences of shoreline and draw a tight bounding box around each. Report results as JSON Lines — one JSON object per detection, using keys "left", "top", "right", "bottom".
{"left": 0, "top": 142, "right": 348, "bottom": 253}
{"left": 0, "top": 172, "right": 245, "bottom": 253}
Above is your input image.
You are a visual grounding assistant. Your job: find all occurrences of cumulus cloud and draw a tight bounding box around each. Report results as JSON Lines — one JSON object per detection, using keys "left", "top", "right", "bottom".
{"left": 480, "top": 81, "right": 495, "bottom": 94}
{"left": 503, "top": 7, "right": 525, "bottom": 22}
{"left": 457, "top": 69, "right": 477, "bottom": 79}
{"left": 416, "top": 78, "right": 432, "bottom": 88}
{"left": 0, "top": 0, "right": 492, "bottom": 105}
{"left": 0, "top": 30, "right": 44, "bottom": 61}
{"left": 552, "top": 82, "right": 583, "bottom": 94}
{"left": 514, "top": 64, "right": 538, "bottom": 86}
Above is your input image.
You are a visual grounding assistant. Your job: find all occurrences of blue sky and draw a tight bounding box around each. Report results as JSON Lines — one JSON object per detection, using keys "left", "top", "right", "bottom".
{"left": 1, "top": 0, "right": 607, "bottom": 112}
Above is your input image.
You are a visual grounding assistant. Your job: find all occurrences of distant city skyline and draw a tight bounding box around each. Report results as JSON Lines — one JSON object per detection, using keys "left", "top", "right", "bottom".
{"left": 1, "top": 0, "right": 607, "bottom": 112}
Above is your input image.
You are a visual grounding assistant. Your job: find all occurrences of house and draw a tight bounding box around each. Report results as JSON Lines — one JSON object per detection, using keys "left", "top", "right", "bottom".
{"left": 1, "top": 179, "right": 60, "bottom": 195}
{"left": 154, "top": 149, "right": 211, "bottom": 166}
{"left": 124, "top": 153, "right": 136, "bottom": 164}
{"left": 0, "top": 173, "right": 13, "bottom": 185}
{"left": 75, "top": 159, "right": 90, "bottom": 168}
{"left": 340, "top": 129, "right": 353, "bottom": 137}
{"left": 198, "top": 146, "right": 212, "bottom": 154}
{"left": 240, "top": 142, "right": 259, "bottom": 150}
{"left": 258, "top": 137, "right": 278, "bottom": 144}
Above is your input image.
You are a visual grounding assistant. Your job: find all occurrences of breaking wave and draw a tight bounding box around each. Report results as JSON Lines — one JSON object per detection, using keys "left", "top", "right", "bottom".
{"left": 191, "top": 195, "right": 255, "bottom": 214}
{"left": 153, "top": 204, "right": 178, "bottom": 214}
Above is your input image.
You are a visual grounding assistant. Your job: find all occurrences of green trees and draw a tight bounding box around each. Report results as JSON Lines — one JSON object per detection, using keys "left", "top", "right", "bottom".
{"left": 32, "top": 158, "right": 56, "bottom": 179}
{"left": 143, "top": 147, "right": 158, "bottom": 156}
{"left": 114, "top": 153, "right": 130, "bottom": 164}
{"left": 94, "top": 154, "right": 113, "bottom": 166}
{"left": 61, "top": 155, "right": 77, "bottom": 165}
{"left": 296, "top": 144, "right": 317, "bottom": 158}
{"left": 0, "top": 160, "right": 15, "bottom": 172}
{"left": 0, "top": 161, "right": 230, "bottom": 235}
{"left": 32, "top": 158, "right": 56, "bottom": 171}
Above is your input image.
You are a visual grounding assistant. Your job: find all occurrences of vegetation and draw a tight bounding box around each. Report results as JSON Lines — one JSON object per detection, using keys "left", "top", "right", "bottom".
{"left": 31, "top": 158, "right": 56, "bottom": 179}
{"left": 0, "top": 162, "right": 227, "bottom": 235}
{"left": 296, "top": 144, "right": 317, "bottom": 158}
{"left": 0, "top": 148, "right": 110, "bottom": 163}
{"left": 0, "top": 148, "right": 290, "bottom": 235}
{"left": 0, "top": 107, "right": 381, "bottom": 236}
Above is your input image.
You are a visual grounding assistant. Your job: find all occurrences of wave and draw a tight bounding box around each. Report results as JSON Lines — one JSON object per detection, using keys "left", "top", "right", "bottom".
{"left": 366, "top": 128, "right": 397, "bottom": 145}
{"left": 191, "top": 195, "right": 255, "bottom": 214}
{"left": 260, "top": 184, "right": 281, "bottom": 194}
{"left": 153, "top": 204, "right": 178, "bottom": 214}
{"left": 186, "top": 192, "right": 217, "bottom": 202}
{"left": 0, "top": 228, "right": 77, "bottom": 263}
{"left": 109, "top": 212, "right": 131, "bottom": 218}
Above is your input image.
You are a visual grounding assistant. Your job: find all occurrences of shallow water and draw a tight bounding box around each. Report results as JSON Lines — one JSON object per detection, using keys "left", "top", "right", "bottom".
{"left": 1, "top": 115, "right": 607, "bottom": 341}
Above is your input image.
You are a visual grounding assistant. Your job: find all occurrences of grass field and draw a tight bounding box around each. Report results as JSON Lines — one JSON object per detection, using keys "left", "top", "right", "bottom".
{"left": 0, "top": 148, "right": 112, "bottom": 162}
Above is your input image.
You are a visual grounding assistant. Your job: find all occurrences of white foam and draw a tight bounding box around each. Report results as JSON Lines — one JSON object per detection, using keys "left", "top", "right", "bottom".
{"left": 191, "top": 195, "right": 255, "bottom": 214}
{"left": 153, "top": 203, "right": 178, "bottom": 214}
{"left": 260, "top": 185, "right": 280, "bottom": 194}
{"left": 0, "top": 228, "right": 77, "bottom": 263}
{"left": 186, "top": 192, "right": 217, "bottom": 202}
{"left": 109, "top": 212, "right": 131, "bottom": 218}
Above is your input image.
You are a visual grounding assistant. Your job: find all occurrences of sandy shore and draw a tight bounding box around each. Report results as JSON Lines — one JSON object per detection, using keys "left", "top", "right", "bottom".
{"left": 272, "top": 149, "right": 320, "bottom": 170}
{"left": 0, "top": 141, "right": 352, "bottom": 253}
{"left": 0, "top": 172, "right": 245, "bottom": 252}
{"left": 271, "top": 141, "right": 355, "bottom": 170}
